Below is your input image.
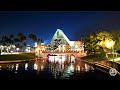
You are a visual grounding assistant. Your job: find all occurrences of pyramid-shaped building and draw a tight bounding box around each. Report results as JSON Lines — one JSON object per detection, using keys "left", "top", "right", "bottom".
{"left": 50, "top": 29, "right": 84, "bottom": 52}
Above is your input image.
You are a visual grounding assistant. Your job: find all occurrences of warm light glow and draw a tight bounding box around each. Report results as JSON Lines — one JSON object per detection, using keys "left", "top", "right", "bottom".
{"left": 41, "top": 65, "right": 44, "bottom": 71}
{"left": 11, "top": 51, "right": 13, "bottom": 53}
{"left": 25, "top": 63, "right": 28, "bottom": 70}
{"left": 106, "top": 41, "right": 111, "bottom": 49}
{"left": 109, "top": 57, "right": 120, "bottom": 61}
{"left": 12, "top": 65, "right": 14, "bottom": 70}
{"left": 34, "top": 63, "right": 38, "bottom": 70}
{"left": 105, "top": 40, "right": 115, "bottom": 49}
{"left": 85, "top": 64, "right": 90, "bottom": 72}
{"left": 77, "top": 66, "right": 80, "bottom": 71}
{"left": 16, "top": 48, "right": 19, "bottom": 51}
{"left": 15, "top": 64, "right": 19, "bottom": 70}
{"left": 62, "top": 55, "right": 66, "bottom": 63}
{"left": 0, "top": 66, "right": 1, "bottom": 70}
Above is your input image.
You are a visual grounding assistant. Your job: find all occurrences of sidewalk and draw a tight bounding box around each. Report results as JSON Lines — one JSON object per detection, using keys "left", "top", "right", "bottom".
{"left": 109, "top": 57, "right": 120, "bottom": 62}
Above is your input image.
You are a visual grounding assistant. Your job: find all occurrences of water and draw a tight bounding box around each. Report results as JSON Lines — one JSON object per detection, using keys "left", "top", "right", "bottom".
{"left": 0, "top": 55, "right": 119, "bottom": 80}
{"left": 97, "top": 60, "right": 120, "bottom": 72}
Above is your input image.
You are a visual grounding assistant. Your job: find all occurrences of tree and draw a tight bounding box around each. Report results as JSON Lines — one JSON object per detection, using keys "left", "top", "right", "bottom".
{"left": 82, "top": 32, "right": 100, "bottom": 54}
{"left": 9, "top": 34, "right": 14, "bottom": 39}
{"left": 17, "top": 33, "right": 27, "bottom": 52}
{"left": 17, "top": 33, "right": 26, "bottom": 42}
{"left": 0, "top": 35, "right": 15, "bottom": 53}
{"left": 1, "top": 36, "right": 8, "bottom": 46}
{"left": 29, "top": 34, "right": 43, "bottom": 46}
{"left": 29, "top": 34, "right": 37, "bottom": 42}
{"left": 110, "top": 30, "right": 120, "bottom": 51}
{"left": 82, "top": 31, "right": 112, "bottom": 57}
{"left": 37, "top": 38, "right": 43, "bottom": 44}
{"left": 97, "top": 31, "right": 113, "bottom": 52}
{"left": 14, "top": 38, "right": 19, "bottom": 44}
{"left": 9, "top": 35, "right": 14, "bottom": 43}
{"left": 49, "top": 39, "right": 62, "bottom": 51}
{"left": 28, "top": 34, "right": 44, "bottom": 52}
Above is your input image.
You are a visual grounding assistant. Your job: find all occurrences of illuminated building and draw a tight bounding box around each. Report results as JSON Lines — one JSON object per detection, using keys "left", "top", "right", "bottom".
{"left": 50, "top": 29, "right": 84, "bottom": 52}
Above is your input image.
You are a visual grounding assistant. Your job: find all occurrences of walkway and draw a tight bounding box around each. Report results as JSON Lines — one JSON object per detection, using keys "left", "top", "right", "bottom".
{"left": 109, "top": 57, "right": 120, "bottom": 62}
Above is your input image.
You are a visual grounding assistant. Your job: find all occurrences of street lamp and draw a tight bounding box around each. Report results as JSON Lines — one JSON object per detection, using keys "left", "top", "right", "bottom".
{"left": 105, "top": 40, "right": 115, "bottom": 61}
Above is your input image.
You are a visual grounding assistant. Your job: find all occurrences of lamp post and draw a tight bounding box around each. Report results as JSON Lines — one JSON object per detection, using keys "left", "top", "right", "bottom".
{"left": 105, "top": 40, "right": 115, "bottom": 61}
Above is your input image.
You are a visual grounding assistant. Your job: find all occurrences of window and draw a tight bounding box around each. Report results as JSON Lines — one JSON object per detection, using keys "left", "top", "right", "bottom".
{"left": 57, "top": 31, "right": 59, "bottom": 36}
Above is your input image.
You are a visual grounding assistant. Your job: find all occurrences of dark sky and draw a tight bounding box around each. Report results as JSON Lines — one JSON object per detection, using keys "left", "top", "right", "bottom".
{"left": 0, "top": 11, "right": 120, "bottom": 46}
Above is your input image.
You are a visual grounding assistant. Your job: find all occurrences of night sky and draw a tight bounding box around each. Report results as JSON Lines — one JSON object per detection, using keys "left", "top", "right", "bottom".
{"left": 0, "top": 11, "right": 120, "bottom": 46}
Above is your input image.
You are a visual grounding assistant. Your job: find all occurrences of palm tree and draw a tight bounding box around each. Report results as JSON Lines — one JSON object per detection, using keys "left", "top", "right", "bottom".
{"left": 17, "top": 33, "right": 23, "bottom": 38}
{"left": 29, "top": 34, "right": 38, "bottom": 51}
{"left": 0, "top": 36, "right": 9, "bottom": 53}
{"left": 29, "top": 34, "right": 37, "bottom": 42}
{"left": 0, "top": 37, "right": 3, "bottom": 54}
{"left": 9, "top": 34, "right": 14, "bottom": 39}
{"left": 21, "top": 42, "right": 27, "bottom": 52}
{"left": 1, "top": 36, "right": 8, "bottom": 46}
{"left": 17, "top": 33, "right": 27, "bottom": 52}
{"left": 14, "top": 38, "right": 19, "bottom": 44}
{"left": 17, "top": 33, "right": 26, "bottom": 42}
{"left": 7, "top": 34, "right": 15, "bottom": 53}
{"left": 9, "top": 34, "right": 14, "bottom": 45}
{"left": 37, "top": 38, "right": 43, "bottom": 44}
{"left": 29, "top": 34, "right": 43, "bottom": 46}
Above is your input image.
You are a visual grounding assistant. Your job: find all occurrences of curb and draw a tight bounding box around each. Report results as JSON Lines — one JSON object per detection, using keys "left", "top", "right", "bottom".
{"left": 80, "top": 59, "right": 120, "bottom": 77}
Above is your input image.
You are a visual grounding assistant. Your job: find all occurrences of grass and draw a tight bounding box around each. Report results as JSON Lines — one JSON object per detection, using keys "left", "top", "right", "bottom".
{"left": 107, "top": 54, "right": 120, "bottom": 59}
{"left": 81, "top": 54, "right": 107, "bottom": 62}
{"left": 81, "top": 53, "right": 120, "bottom": 62}
{"left": 0, "top": 54, "right": 37, "bottom": 61}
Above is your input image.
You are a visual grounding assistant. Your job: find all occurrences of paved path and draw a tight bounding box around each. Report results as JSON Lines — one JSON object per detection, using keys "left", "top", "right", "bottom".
{"left": 109, "top": 57, "right": 120, "bottom": 62}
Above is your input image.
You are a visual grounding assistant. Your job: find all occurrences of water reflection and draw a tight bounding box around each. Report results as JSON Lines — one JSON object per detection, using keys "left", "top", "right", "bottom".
{"left": 0, "top": 66, "right": 1, "bottom": 70}
{"left": 62, "top": 63, "right": 74, "bottom": 78}
{"left": 12, "top": 65, "right": 14, "bottom": 70}
{"left": 25, "top": 63, "right": 28, "bottom": 70}
{"left": 0, "top": 55, "right": 95, "bottom": 79}
{"left": 46, "top": 55, "right": 94, "bottom": 79}
{"left": 76, "top": 65, "right": 80, "bottom": 72}
{"left": 98, "top": 60, "right": 120, "bottom": 71}
{"left": 15, "top": 64, "right": 19, "bottom": 70}
{"left": 34, "top": 63, "right": 37, "bottom": 70}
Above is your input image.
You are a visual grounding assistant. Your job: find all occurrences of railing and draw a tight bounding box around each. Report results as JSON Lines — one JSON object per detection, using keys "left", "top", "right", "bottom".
{"left": 42, "top": 51, "right": 79, "bottom": 53}
{"left": 80, "top": 59, "right": 120, "bottom": 77}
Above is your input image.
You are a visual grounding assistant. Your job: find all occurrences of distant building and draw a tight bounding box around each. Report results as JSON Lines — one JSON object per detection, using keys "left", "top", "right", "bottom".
{"left": 49, "top": 29, "right": 84, "bottom": 52}
{"left": 34, "top": 42, "right": 37, "bottom": 47}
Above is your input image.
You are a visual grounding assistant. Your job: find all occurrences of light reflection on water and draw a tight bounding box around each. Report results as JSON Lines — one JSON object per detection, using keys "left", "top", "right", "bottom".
{"left": 15, "top": 64, "right": 19, "bottom": 70}
{"left": 25, "top": 63, "right": 28, "bottom": 70}
{"left": 34, "top": 63, "right": 37, "bottom": 70}
{"left": 0, "top": 55, "right": 96, "bottom": 79}
{"left": 0, "top": 66, "right": 1, "bottom": 70}
{"left": 97, "top": 60, "right": 120, "bottom": 71}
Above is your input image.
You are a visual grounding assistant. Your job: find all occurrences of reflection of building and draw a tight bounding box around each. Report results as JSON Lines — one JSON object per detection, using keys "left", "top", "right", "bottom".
{"left": 50, "top": 29, "right": 84, "bottom": 52}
